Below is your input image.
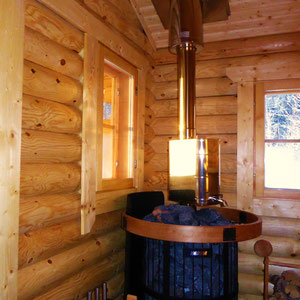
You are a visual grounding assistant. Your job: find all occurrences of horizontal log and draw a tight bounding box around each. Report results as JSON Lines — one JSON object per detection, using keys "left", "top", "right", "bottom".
{"left": 239, "top": 272, "right": 271, "bottom": 296}
{"left": 20, "top": 163, "right": 81, "bottom": 197}
{"left": 107, "top": 271, "right": 125, "bottom": 299}
{"left": 144, "top": 124, "right": 155, "bottom": 144}
{"left": 18, "top": 229, "right": 125, "bottom": 299}
{"left": 151, "top": 115, "right": 237, "bottom": 135}
{"left": 24, "top": 26, "right": 83, "bottom": 80}
{"left": 22, "top": 94, "right": 82, "bottom": 134}
{"left": 221, "top": 154, "right": 237, "bottom": 173}
{"left": 262, "top": 216, "right": 300, "bottom": 239}
{"left": 222, "top": 193, "right": 237, "bottom": 208}
{"left": 144, "top": 144, "right": 155, "bottom": 163}
{"left": 23, "top": 60, "right": 83, "bottom": 105}
{"left": 21, "top": 130, "right": 81, "bottom": 163}
{"left": 197, "top": 115, "right": 238, "bottom": 134}
{"left": 38, "top": 0, "right": 149, "bottom": 70}
{"left": 19, "top": 210, "right": 122, "bottom": 268}
{"left": 146, "top": 72, "right": 155, "bottom": 92}
{"left": 95, "top": 188, "right": 136, "bottom": 215}
{"left": 25, "top": 0, "right": 84, "bottom": 52}
{"left": 19, "top": 193, "right": 80, "bottom": 234}
{"left": 149, "top": 134, "right": 237, "bottom": 154}
{"left": 145, "top": 106, "right": 155, "bottom": 126}
{"left": 82, "top": 271, "right": 125, "bottom": 300}
{"left": 239, "top": 235, "right": 300, "bottom": 258}
{"left": 239, "top": 252, "right": 300, "bottom": 276}
{"left": 253, "top": 198, "right": 300, "bottom": 219}
{"left": 145, "top": 89, "right": 156, "bottom": 108}
{"left": 145, "top": 153, "right": 236, "bottom": 173}
{"left": 144, "top": 171, "right": 168, "bottom": 191}
{"left": 33, "top": 251, "right": 124, "bottom": 300}
{"left": 153, "top": 52, "right": 300, "bottom": 82}
{"left": 154, "top": 78, "right": 236, "bottom": 100}
{"left": 153, "top": 32, "right": 300, "bottom": 64}
{"left": 144, "top": 171, "right": 236, "bottom": 192}
{"left": 221, "top": 173, "right": 237, "bottom": 193}
{"left": 227, "top": 52, "right": 300, "bottom": 82}
{"left": 152, "top": 96, "right": 237, "bottom": 117}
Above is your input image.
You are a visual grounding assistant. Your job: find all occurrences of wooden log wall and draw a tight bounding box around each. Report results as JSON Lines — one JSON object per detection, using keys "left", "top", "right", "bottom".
{"left": 18, "top": 0, "right": 149, "bottom": 299}
{"left": 145, "top": 33, "right": 300, "bottom": 299}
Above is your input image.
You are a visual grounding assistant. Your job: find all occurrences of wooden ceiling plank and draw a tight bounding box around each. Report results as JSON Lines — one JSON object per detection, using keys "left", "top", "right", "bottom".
{"left": 82, "top": 0, "right": 153, "bottom": 55}
{"left": 204, "top": 16, "right": 300, "bottom": 43}
{"left": 229, "top": 0, "right": 299, "bottom": 12}
{"left": 129, "top": 0, "right": 158, "bottom": 50}
{"left": 229, "top": 3, "right": 300, "bottom": 20}
{"left": 153, "top": 31, "right": 300, "bottom": 64}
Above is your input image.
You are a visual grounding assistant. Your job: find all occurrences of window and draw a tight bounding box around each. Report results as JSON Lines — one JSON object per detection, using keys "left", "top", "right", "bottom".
{"left": 97, "top": 45, "right": 138, "bottom": 191}
{"left": 255, "top": 82, "right": 300, "bottom": 198}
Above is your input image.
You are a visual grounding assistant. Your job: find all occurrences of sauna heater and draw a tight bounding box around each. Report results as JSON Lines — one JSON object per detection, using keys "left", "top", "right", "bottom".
{"left": 123, "top": 1, "right": 262, "bottom": 299}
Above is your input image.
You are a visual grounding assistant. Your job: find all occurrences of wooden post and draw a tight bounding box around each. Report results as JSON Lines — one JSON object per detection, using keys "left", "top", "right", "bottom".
{"left": 237, "top": 82, "right": 255, "bottom": 211}
{"left": 136, "top": 69, "right": 147, "bottom": 190}
{"left": 81, "top": 34, "right": 100, "bottom": 234}
{"left": 0, "top": 0, "right": 24, "bottom": 299}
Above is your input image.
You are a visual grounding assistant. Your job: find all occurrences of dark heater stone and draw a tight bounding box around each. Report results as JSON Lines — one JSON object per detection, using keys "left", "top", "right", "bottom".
{"left": 142, "top": 205, "right": 238, "bottom": 300}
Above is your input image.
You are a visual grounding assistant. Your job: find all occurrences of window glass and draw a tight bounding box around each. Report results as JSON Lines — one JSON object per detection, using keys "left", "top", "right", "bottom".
{"left": 102, "top": 60, "right": 134, "bottom": 180}
{"left": 265, "top": 93, "right": 300, "bottom": 140}
{"left": 264, "top": 93, "right": 300, "bottom": 190}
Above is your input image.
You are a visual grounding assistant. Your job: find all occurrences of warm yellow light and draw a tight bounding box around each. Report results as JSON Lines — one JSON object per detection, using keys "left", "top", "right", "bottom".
{"left": 169, "top": 139, "right": 198, "bottom": 176}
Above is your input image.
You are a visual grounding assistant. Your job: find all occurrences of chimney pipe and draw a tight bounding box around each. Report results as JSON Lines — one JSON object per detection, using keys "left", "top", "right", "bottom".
{"left": 169, "top": 0, "right": 203, "bottom": 139}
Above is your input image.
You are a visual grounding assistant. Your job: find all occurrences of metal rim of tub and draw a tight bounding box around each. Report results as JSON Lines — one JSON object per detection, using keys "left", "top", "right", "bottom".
{"left": 122, "top": 207, "right": 262, "bottom": 243}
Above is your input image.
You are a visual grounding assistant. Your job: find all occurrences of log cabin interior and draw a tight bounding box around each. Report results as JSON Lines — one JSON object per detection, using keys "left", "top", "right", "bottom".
{"left": 1, "top": 0, "right": 300, "bottom": 299}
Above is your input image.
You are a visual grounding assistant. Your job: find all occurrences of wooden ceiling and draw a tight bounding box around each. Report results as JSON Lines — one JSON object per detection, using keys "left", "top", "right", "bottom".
{"left": 129, "top": 0, "right": 300, "bottom": 50}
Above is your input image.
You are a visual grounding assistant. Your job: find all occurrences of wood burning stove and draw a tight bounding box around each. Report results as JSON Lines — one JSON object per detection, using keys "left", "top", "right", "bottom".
{"left": 123, "top": 192, "right": 262, "bottom": 300}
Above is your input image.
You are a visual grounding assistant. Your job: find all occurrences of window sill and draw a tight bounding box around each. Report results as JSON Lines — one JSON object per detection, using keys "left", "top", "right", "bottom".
{"left": 99, "top": 178, "right": 134, "bottom": 192}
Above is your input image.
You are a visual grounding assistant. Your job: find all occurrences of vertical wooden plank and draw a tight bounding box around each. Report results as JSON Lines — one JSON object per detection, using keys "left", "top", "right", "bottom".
{"left": 0, "top": 0, "right": 24, "bottom": 299}
{"left": 255, "top": 82, "right": 265, "bottom": 198}
{"left": 237, "top": 82, "right": 255, "bottom": 211}
{"left": 81, "top": 34, "right": 99, "bottom": 234}
{"left": 136, "top": 69, "right": 146, "bottom": 190}
{"left": 96, "top": 48, "right": 104, "bottom": 191}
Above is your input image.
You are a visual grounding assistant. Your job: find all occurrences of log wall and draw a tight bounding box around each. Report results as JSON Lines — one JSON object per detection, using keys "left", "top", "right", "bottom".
{"left": 18, "top": 0, "right": 149, "bottom": 299}
{"left": 145, "top": 34, "right": 300, "bottom": 299}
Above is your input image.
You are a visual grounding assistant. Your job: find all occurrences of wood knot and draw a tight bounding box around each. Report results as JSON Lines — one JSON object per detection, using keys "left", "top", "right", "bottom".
{"left": 96, "top": 241, "right": 101, "bottom": 246}
{"left": 60, "top": 59, "right": 66, "bottom": 65}
{"left": 31, "top": 68, "right": 36, "bottom": 73}
{"left": 48, "top": 259, "right": 52, "bottom": 264}
{"left": 56, "top": 78, "right": 60, "bottom": 83}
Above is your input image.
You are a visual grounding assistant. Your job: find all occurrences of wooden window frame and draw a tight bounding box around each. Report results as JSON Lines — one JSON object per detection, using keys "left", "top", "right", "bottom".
{"left": 96, "top": 44, "right": 138, "bottom": 192}
{"left": 255, "top": 81, "right": 300, "bottom": 199}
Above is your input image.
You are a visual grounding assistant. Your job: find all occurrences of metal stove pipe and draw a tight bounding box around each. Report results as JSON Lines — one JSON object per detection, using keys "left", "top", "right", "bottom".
{"left": 168, "top": 0, "right": 223, "bottom": 206}
{"left": 169, "top": 0, "right": 203, "bottom": 139}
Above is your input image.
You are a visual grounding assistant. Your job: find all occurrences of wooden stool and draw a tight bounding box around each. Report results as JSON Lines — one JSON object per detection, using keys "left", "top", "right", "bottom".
{"left": 127, "top": 295, "right": 137, "bottom": 300}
